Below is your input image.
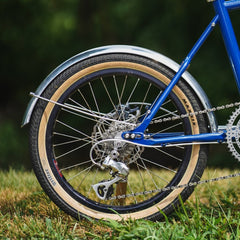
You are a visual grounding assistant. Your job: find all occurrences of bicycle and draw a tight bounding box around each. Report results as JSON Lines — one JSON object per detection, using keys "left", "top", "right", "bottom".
{"left": 22, "top": 0, "right": 240, "bottom": 221}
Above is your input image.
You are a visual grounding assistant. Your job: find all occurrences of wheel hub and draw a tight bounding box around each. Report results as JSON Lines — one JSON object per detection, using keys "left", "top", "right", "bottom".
{"left": 91, "top": 104, "right": 143, "bottom": 165}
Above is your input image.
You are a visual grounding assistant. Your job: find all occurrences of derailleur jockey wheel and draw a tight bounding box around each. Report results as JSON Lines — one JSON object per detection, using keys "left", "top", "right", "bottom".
{"left": 97, "top": 180, "right": 114, "bottom": 199}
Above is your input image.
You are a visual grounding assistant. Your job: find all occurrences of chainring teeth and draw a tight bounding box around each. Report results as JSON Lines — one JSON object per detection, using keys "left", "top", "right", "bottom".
{"left": 227, "top": 107, "right": 240, "bottom": 161}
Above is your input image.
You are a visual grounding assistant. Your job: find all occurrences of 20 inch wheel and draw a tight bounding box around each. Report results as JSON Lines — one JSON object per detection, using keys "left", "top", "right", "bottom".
{"left": 29, "top": 54, "right": 208, "bottom": 221}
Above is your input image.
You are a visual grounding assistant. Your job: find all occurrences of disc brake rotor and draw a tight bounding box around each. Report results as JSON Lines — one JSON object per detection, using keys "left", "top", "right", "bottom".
{"left": 91, "top": 104, "right": 144, "bottom": 166}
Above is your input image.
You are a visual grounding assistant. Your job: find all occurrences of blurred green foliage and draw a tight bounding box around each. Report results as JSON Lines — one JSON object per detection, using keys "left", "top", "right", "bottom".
{"left": 0, "top": 0, "right": 240, "bottom": 169}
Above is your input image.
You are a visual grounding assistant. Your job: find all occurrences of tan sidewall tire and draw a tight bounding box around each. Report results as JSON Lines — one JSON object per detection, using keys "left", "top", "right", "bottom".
{"left": 38, "top": 61, "right": 200, "bottom": 220}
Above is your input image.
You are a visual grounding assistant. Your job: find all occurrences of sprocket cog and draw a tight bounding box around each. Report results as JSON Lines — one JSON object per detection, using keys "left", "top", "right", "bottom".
{"left": 227, "top": 106, "right": 240, "bottom": 161}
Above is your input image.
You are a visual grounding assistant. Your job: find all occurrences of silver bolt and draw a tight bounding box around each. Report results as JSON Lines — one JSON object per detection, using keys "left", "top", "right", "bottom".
{"left": 130, "top": 133, "right": 136, "bottom": 139}
{"left": 124, "top": 133, "right": 130, "bottom": 139}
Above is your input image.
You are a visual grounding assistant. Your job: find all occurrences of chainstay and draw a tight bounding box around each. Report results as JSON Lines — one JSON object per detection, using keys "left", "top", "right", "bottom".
{"left": 108, "top": 172, "right": 240, "bottom": 200}
{"left": 107, "top": 101, "right": 240, "bottom": 200}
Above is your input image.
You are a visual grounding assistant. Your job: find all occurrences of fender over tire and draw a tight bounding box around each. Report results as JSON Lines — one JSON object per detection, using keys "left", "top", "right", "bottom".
{"left": 22, "top": 45, "right": 217, "bottom": 132}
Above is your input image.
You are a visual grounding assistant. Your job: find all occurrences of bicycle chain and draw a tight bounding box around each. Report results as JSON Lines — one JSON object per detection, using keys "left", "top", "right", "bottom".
{"left": 108, "top": 101, "right": 240, "bottom": 201}
{"left": 109, "top": 172, "right": 240, "bottom": 201}
{"left": 151, "top": 101, "right": 240, "bottom": 124}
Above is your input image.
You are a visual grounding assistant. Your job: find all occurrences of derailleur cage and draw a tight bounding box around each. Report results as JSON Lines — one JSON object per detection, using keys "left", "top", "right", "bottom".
{"left": 92, "top": 176, "right": 123, "bottom": 200}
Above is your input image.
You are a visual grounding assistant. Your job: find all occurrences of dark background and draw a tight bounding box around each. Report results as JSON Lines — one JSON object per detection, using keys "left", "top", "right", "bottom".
{"left": 1, "top": 0, "right": 240, "bottom": 170}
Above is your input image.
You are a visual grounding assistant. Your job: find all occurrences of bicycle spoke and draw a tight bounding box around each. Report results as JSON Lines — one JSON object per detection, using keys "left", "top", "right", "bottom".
{"left": 78, "top": 89, "right": 93, "bottom": 112}
{"left": 139, "top": 155, "right": 177, "bottom": 173}
{"left": 140, "top": 162, "right": 170, "bottom": 185}
{"left": 61, "top": 108, "right": 112, "bottom": 127}
{"left": 156, "top": 121, "right": 183, "bottom": 134}
{"left": 60, "top": 160, "right": 93, "bottom": 172}
{"left": 113, "top": 75, "right": 121, "bottom": 107}
{"left": 77, "top": 164, "right": 95, "bottom": 191}
{"left": 113, "top": 75, "right": 126, "bottom": 121}
{"left": 54, "top": 132, "right": 93, "bottom": 145}
{"left": 66, "top": 164, "right": 94, "bottom": 182}
{"left": 89, "top": 82, "right": 100, "bottom": 113}
{"left": 139, "top": 83, "right": 152, "bottom": 113}
{"left": 126, "top": 78, "right": 140, "bottom": 105}
{"left": 53, "top": 132, "right": 83, "bottom": 140}
{"left": 136, "top": 163, "right": 147, "bottom": 194}
{"left": 55, "top": 141, "right": 90, "bottom": 160}
{"left": 135, "top": 160, "right": 161, "bottom": 188}
{"left": 68, "top": 97, "right": 87, "bottom": 110}
{"left": 153, "top": 147, "right": 183, "bottom": 162}
{"left": 86, "top": 168, "right": 100, "bottom": 199}
{"left": 100, "top": 77, "right": 118, "bottom": 112}
{"left": 126, "top": 180, "right": 138, "bottom": 204}
{"left": 56, "top": 120, "right": 94, "bottom": 141}
{"left": 76, "top": 88, "right": 110, "bottom": 132}
{"left": 119, "top": 75, "right": 127, "bottom": 104}
{"left": 53, "top": 138, "right": 82, "bottom": 147}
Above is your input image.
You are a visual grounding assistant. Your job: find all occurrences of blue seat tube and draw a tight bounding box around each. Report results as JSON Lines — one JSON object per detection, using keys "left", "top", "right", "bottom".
{"left": 214, "top": 0, "right": 240, "bottom": 92}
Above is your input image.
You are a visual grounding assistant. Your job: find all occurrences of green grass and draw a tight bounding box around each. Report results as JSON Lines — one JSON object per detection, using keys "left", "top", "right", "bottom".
{"left": 1, "top": 168, "right": 240, "bottom": 239}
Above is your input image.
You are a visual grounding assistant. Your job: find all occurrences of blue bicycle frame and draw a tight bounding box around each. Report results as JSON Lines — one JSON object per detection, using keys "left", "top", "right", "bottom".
{"left": 123, "top": 0, "right": 240, "bottom": 146}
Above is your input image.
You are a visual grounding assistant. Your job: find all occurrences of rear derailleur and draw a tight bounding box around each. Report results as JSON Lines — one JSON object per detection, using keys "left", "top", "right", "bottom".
{"left": 92, "top": 156, "right": 129, "bottom": 200}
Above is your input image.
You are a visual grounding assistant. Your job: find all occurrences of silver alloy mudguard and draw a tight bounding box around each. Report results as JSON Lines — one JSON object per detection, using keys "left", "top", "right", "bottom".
{"left": 22, "top": 45, "right": 217, "bottom": 132}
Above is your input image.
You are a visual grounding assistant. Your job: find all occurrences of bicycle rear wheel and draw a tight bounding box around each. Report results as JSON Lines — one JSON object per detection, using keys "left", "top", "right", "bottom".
{"left": 29, "top": 54, "right": 208, "bottom": 221}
